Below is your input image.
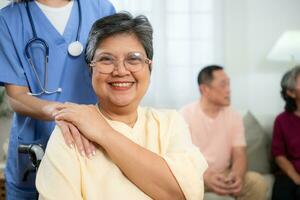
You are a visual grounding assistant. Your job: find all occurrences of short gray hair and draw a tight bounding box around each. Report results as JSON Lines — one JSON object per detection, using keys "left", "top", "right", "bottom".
{"left": 283, "top": 66, "right": 300, "bottom": 90}
{"left": 281, "top": 65, "right": 300, "bottom": 112}
{"left": 85, "top": 12, "right": 153, "bottom": 70}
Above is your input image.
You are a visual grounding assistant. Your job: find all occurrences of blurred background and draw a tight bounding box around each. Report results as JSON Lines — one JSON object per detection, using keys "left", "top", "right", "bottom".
{"left": 109, "top": 0, "right": 300, "bottom": 114}
{"left": 0, "top": 0, "right": 300, "bottom": 160}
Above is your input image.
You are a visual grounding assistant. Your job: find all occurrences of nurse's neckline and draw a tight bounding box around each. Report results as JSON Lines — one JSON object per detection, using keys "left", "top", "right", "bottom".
{"left": 36, "top": 0, "right": 72, "bottom": 8}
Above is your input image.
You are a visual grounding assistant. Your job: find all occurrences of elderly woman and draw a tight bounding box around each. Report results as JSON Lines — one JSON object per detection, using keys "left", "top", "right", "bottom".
{"left": 271, "top": 66, "right": 300, "bottom": 200}
{"left": 36, "top": 12, "right": 207, "bottom": 200}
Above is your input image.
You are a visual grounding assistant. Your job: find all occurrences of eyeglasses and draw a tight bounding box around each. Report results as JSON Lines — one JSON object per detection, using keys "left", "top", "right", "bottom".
{"left": 90, "top": 52, "right": 152, "bottom": 74}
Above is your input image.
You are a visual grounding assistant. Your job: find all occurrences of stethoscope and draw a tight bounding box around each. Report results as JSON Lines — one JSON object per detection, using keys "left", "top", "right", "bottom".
{"left": 24, "top": 0, "right": 83, "bottom": 96}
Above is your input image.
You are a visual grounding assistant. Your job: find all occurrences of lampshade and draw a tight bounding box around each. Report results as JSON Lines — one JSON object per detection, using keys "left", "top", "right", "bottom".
{"left": 267, "top": 31, "right": 300, "bottom": 63}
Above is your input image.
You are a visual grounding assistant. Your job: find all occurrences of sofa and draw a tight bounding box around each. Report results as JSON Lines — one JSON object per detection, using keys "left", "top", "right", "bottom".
{"left": 204, "top": 111, "right": 275, "bottom": 200}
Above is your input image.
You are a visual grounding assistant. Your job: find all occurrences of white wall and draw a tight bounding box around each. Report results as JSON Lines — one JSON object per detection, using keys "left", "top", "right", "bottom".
{"left": 224, "top": 0, "right": 300, "bottom": 119}
{"left": 0, "top": 0, "right": 8, "bottom": 8}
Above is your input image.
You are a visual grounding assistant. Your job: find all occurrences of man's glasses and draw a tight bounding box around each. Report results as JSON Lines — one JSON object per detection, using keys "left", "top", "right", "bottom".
{"left": 90, "top": 52, "right": 152, "bottom": 74}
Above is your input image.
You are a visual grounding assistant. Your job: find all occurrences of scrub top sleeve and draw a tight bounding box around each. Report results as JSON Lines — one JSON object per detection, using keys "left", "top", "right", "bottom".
{"left": 0, "top": 16, "right": 28, "bottom": 87}
{"left": 99, "top": 0, "right": 116, "bottom": 16}
{"left": 36, "top": 126, "right": 83, "bottom": 200}
{"left": 163, "top": 111, "right": 208, "bottom": 200}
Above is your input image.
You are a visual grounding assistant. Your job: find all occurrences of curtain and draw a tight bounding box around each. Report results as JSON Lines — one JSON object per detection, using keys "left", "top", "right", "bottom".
{"left": 110, "top": 0, "right": 225, "bottom": 109}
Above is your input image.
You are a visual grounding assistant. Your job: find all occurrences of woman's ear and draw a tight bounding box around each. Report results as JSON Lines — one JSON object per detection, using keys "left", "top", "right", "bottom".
{"left": 287, "top": 89, "right": 296, "bottom": 99}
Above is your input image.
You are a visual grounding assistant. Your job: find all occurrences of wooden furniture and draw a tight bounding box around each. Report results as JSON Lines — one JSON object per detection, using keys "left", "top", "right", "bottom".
{"left": 0, "top": 170, "right": 5, "bottom": 200}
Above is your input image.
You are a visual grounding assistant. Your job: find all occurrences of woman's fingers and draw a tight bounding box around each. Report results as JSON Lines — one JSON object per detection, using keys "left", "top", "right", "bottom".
{"left": 90, "top": 142, "right": 97, "bottom": 156}
{"left": 81, "top": 136, "right": 96, "bottom": 159}
{"left": 56, "top": 121, "right": 74, "bottom": 149}
{"left": 52, "top": 102, "right": 78, "bottom": 116}
{"left": 57, "top": 120, "right": 96, "bottom": 158}
{"left": 68, "top": 123, "right": 85, "bottom": 156}
{"left": 55, "top": 104, "right": 100, "bottom": 158}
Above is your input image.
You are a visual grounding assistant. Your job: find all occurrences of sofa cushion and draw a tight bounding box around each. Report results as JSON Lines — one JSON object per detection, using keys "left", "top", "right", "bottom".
{"left": 243, "top": 111, "right": 271, "bottom": 174}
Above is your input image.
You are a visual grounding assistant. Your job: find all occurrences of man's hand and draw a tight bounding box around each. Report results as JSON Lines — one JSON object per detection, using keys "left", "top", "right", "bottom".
{"left": 204, "top": 170, "right": 231, "bottom": 196}
{"left": 225, "top": 171, "right": 243, "bottom": 196}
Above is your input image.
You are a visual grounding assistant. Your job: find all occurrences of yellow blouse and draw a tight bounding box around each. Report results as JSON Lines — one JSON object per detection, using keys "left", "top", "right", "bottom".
{"left": 36, "top": 107, "right": 207, "bottom": 200}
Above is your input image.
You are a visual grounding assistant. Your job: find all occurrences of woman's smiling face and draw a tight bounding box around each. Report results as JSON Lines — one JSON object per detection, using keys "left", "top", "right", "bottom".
{"left": 91, "top": 33, "right": 151, "bottom": 109}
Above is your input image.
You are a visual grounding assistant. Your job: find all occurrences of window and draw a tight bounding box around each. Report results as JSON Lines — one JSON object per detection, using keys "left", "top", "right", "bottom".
{"left": 106, "top": 0, "right": 224, "bottom": 108}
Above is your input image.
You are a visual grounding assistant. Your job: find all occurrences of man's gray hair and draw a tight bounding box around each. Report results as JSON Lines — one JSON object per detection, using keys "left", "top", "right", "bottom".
{"left": 85, "top": 12, "right": 153, "bottom": 70}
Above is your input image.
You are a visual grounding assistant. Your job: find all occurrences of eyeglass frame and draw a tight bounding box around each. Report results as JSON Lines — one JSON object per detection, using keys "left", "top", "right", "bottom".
{"left": 89, "top": 51, "right": 152, "bottom": 74}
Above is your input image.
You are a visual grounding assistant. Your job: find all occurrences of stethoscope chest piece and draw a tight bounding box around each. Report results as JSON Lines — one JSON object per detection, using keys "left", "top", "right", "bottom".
{"left": 68, "top": 41, "right": 83, "bottom": 57}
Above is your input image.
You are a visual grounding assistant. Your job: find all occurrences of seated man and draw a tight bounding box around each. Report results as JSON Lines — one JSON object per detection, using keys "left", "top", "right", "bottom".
{"left": 180, "top": 65, "right": 267, "bottom": 200}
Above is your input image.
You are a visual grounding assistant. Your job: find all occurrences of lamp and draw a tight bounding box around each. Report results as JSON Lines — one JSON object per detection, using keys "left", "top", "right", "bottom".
{"left": 267, "top": 30, "right": 300, "bottom": 66}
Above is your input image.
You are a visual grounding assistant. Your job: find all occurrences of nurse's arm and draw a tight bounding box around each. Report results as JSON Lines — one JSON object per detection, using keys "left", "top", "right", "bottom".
{"left": 5, "top": 84, "right": 60, "bottom": 120}
{"left": 5, "top": 84, "right": 96, "bottom": 157}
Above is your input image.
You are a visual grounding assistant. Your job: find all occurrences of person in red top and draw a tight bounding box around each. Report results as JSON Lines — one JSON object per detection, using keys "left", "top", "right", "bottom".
{"left": 272, "top": 66, "right": 300, "bottom": 200}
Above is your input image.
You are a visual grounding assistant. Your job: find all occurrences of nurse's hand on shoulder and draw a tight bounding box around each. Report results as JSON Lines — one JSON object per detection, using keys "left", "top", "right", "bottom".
{"left": 50, "top": 103, "right": 96, "bottom": 158}
{"left": 54, "top": 103, "right": 113, "bottom": 153}
{"left": 5, "top": 85, "right": 96, "bottom": 157}
{"left": 42, "top": 102, "right": 64, "bottom": 119}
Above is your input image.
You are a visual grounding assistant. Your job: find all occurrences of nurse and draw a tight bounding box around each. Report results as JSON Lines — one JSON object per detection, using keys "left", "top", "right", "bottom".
{"left": 0, "top": 0, "right": 115, "bottom": 199}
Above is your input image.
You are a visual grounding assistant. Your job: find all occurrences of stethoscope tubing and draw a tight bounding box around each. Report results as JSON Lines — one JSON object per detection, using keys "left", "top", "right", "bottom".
{"left": 24, "top": 0, "right": 81, "bottom": 96}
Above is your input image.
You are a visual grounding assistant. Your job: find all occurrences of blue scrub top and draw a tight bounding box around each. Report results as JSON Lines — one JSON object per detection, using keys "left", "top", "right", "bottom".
{"left": 0, "top": 0, "right": 115, "bottom": 198}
